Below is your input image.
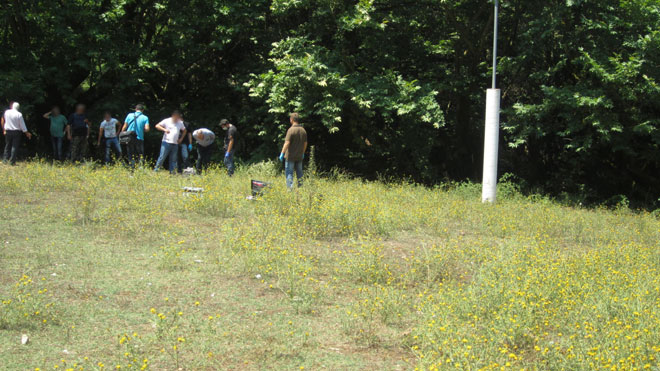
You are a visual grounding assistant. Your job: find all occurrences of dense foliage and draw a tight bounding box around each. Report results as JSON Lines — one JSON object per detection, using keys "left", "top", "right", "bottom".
{"left": 2, "top": 0, "right": 660, "bottom": 205}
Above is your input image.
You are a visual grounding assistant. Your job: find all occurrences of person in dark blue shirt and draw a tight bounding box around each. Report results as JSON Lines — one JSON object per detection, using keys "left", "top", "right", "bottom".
{"left": 67, "top": 104, "right": 90, "bottom": 162}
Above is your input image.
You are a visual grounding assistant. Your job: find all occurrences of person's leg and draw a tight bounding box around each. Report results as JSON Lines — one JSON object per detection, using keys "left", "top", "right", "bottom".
{"left": 9, "top": 131, "right": 22, "bottom": 165}
{"left": 104, "top": 138, "right": 112, "bottom": 163}
{"left": 80, "top": 136, "right": 88, "bottom": 160}
{"left": 179, "top": 144, "right": 189, "bottom": 172}
{"left": 168, "top": 143, "right": 177, "bottom": 173}
{"left": 70, "top": 137, "right": 79, "bottom": 162}
{"left": 127, "top": 139, "right": 135, "bottom": 168}
{"left": 3, "top": 133, "right": 12, "bottom": 163}
{"left": 51, "top": 136, "right": 58, "bottom": 160}
{"left": 224, "top": 152, "right": 235, "bottom": 176}
{"left": 55, "top": 137, "right": 63, "bottom": 161}
{"left": 285, "top": 160, "right": 294, "bottom": 189}
{"left": 295, "top": 161, "right": 304, "bottom": 187}
{"left": 111, "top": 138, "right": 122, "bottom": 162}
{"left": 154, "top": 142, "right": 168, "bottom": 171}
{"left": 137, "top": 140, "right": 144, "bottom": 166}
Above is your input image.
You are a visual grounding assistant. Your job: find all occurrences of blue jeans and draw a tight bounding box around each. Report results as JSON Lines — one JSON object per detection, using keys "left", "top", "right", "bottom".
{"left": 178, "top": 144, "right": 190, "bottom": 172}
{"left": 51, "top": 136, "right": 63, "bottom": 161}
{"left": 285, "top": 160, "right": 304, "bottom": 189}
{"left": 104, "top": 137, "right": 122, "bottom": 163}
{"left": 224, "top": 151, "right": 235, "bottom": 176}
{"left": 154, "top": 142, "right": 178, "bottom": 173}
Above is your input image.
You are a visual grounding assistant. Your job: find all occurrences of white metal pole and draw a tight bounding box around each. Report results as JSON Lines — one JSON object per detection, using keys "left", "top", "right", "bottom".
{"left": 482, "top": 0, "right": 501, "bottom": 203}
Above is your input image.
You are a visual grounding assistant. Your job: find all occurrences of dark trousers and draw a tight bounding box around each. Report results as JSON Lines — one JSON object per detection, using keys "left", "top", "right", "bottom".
{"left": 70, "top": 136, "right": 88, "bottom": 162}
{"left": 3, "top": 130, "right": 22, "bottom": 165}
{"left": 51, "top": 136, "right": 63, "bottom": 161}
{"left": 196, "top": 145, "right": 214, "bottom": 172}
{"left": 127, "top": 139, "right": 144, "bottom": 168}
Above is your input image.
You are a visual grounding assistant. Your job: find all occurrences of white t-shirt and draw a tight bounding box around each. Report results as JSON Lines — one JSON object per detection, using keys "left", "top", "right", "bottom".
{"left": 193, "top": 129, "right": 215, "bottom": 147}
{"left": 158, "top": 118, "right": 186, "bottom": 144}
{"left": 100, "top": 118, "right": 119, "bottom": 138}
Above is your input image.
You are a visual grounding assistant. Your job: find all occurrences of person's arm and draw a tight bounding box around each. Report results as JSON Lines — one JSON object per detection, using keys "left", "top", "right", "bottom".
{"left": 42, "top": 111, "right": 52, "bottom": 119}
{"left": 66, "top": 125, "right": 71, "bottom": 140}
{"left": 303, "top": 141, "right": 308, "bottom": 156}
{"left": 144, "top": 119, "right": 150, "bottom": 133}
{"left": 280, "top": 141, "right": 290, "bottom": 161}
{"left": 97, "top": 124, "right": 104, "bottom": 145}
{"left": 20, "top": 116, "right": 31, "bottom": 139}
{"left": 1, "top": 117, "right": 5, "bottom": 135}
{"left": 121, "top": 122, "right": 128, "bottom": 133}
{"left": 178, "top": 127, "right": 187, "bottom": 144}
{"left": 227, "top": 137, "right": 234, "bottom": 153}
{"left": 155, "top": 121, "right": 169, "bottom": 134}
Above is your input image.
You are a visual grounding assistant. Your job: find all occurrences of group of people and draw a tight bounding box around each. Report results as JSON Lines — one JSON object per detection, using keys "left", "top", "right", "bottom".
{"left": 2, "top": 102, "right": 309, "bottom": 188}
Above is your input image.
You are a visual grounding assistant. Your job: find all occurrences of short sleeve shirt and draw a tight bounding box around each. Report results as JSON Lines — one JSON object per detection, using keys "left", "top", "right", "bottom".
{"left": 100, "top": 118, "right": 119, "bottom": 138}
{"left": 193, "top": 129, "right": 215, "bottom": 147}
{"left": 224, "top": 126, "right": 238, "bottom": 151}
{"left": 124, "top": 112, "right": 150, "bottom": 140}
{"left": 49, "top": 115, "right": 68, "bottom": 138}
{"left": 285, "top": 125, "right": 307, "bottom": 162}
{"left": 180, "top": 122, "right": 192, "bottom": 145}
{"left": 158, "top": 118, "right": 185, "bottom": 144}
{"left": 68, "top": 113, "right": 88, "bottom": 137}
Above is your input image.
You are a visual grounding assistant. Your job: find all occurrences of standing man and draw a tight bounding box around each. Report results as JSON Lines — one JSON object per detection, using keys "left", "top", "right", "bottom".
{"left": 42, "top": 106, "right": 68, "bottom": 161}
{"left": 121, "top": 104, "right": 150, "bottom": 168}
{"left": 68, "top": 104, "right": 90, "bottom": 162}
{"left": 278, "top": 113, "right": 308, "bottom": 189}
{"left": 178, "top": 120, "right": 193, "bottom": 173}
{"left": 154, "top": 111, "right": 186, "bottom": 173}
{"left": 192, "top": 128, "right": 216, "bottom": 173}
{"left": 2, "top": 102, "right": 32, "bottom": 165}
{"left": 220, "top": 119, "right": 238, "bottom": 176}
{"left": 97, "top": 112, "right": 122, "bottom": 164}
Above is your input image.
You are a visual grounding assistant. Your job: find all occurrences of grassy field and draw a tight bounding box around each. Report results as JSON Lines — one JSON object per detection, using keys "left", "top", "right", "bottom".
{"left": 0, "top": 161, "right": 659, "bottom": 370}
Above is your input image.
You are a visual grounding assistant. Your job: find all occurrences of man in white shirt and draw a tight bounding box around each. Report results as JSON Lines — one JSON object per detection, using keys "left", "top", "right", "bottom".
{"left": 192, "top": 128, "right": 216, "bottom": 172}
{"left": 1, "top": 102, "right": 32, "bottom": 165}
{"left": 154, "top": 110, "right": 186, "bottom": 173}
{"left": 97, "top": 112, "right": 122, "bottom": 164}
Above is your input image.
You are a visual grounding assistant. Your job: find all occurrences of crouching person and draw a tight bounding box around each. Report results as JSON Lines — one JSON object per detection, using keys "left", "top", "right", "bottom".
{"left": 193, "top": 128, "right": 215, "bottom": 173}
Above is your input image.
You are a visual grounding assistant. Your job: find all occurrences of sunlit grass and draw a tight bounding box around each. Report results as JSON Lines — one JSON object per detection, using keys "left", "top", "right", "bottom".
{"left": 0, "top": 160, "right": 658, "bottom": 370}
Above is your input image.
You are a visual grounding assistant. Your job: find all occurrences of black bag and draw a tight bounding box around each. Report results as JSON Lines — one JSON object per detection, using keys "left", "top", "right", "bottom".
{"left": 119, "top": 113, "right": 141, "bottom": 144}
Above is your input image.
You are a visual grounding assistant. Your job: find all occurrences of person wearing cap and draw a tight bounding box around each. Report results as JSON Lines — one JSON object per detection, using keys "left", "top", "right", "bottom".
{"left": 278, "top": 112, "right": 307, "bottom": 189}
{"left": 192, "top": 128, "right": 216, "bottom": 172}
{"left": 1, "top": 102, "right": 32, "bottom": 165}
{"left": 220, "top": 119, "right": 238, "bottom": 176}
{"left": 121, "top": 104, "right": 150, "bottom": 168}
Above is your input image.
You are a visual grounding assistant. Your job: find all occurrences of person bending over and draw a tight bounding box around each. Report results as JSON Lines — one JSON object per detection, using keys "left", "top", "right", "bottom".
{"left": 192, "top": 128, "right": 216, "bottom": 173}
